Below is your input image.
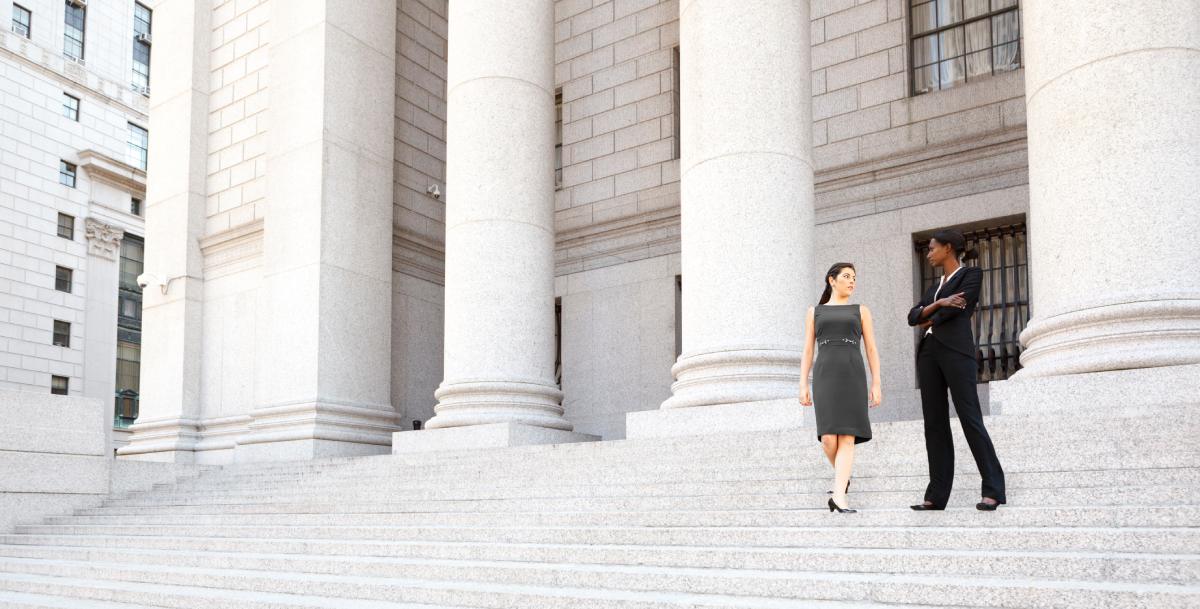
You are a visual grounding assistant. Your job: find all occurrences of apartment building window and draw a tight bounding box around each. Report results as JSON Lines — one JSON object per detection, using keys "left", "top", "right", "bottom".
{"left": 915, "top": 221, "right": 1029, "bottom": 382}
{"left": 115, "top": 235, "right": 144, "bottom": 429}
{"left": 128, "top": 123, "right": 148, "bottom": 170}
{"left": 554, "top": 89, "right": 563, "bottom": 189}
{"left": 53, "top": 320, "right": 70, "bottom": 347}
{"left": 63, "top": 0, "right": 85, "bottom": 62}
{"left": 59, "top": 160, "right": 76, "bottom": 187}
{"left": 672, "top": 46, "right": 680, "bottom": 161}
{"left": 130, "top": 197, "right": 142, "bottom": 216}
{"left": 910, "top": 0, "right": 1020, "bottom": 95}
{"left": 51, "top": 375, "right": 69, "bottom": 395}
{"left": 57, "top": 212, "right": 74, "bottom": 239}
{"left": 62, "top": 93, "right": 79, "bottom": 120}
{"left": 132, "top": 3, "right": 151, "bottom": 91}
{"left": 12, "top": 4, "right": 31, "bottom": 38}
{"left": 55, "top": 265, "right": 73, "bottom": 292}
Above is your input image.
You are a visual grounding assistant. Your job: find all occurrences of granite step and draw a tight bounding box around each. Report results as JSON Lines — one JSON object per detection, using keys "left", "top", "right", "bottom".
{"left": 0, "top": 555, "right": 1195, "bottom": 609}
{"left": 0, "top": 540, "right": 1194, "bottom": 584}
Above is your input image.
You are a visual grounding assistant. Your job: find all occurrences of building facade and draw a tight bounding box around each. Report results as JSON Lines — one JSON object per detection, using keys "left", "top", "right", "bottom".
{"left": 116, "top": 0, "right": 1197, "bottom": 463}
{"left": 1, "top": 0, "right": 152, "bottom": 448}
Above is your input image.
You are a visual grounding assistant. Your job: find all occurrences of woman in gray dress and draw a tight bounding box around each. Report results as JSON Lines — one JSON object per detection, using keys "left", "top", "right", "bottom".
{"left": 799, "top": 263, "right": 883, "bottom": 513}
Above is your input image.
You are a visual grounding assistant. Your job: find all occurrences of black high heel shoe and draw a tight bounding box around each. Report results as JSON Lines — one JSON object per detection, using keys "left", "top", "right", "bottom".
{"left": 828, "top": 497, "right": 857, "bottom": 513}
{"left": 826, "top": 478, "right": 851, "bottom": 495}
{"left": 910, "top": 501, "right": 945, "bottom": 511}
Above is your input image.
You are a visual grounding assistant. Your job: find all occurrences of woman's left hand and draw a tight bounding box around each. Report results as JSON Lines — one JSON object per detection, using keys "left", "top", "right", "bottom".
{"left": 869, "top": 385, "right": 882, "bottom": 407}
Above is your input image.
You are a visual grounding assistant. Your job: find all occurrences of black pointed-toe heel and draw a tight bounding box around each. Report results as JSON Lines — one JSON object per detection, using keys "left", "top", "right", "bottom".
{"left": 828, "top": 498, "right": 857, "bottom": 514}
{"left": 910, "top": 502, "right": 945, "bottom": 511}
{"left": 976, "top": 498, "right": 1001, "bottom": 511}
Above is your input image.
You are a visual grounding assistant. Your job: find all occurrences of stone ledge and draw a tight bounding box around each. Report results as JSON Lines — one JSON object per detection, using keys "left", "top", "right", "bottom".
{"left": 625, "top": 399, "right": 816, "bottom": 440}
{"left": 392, "top": 423, "right": 599, "bottom": 454}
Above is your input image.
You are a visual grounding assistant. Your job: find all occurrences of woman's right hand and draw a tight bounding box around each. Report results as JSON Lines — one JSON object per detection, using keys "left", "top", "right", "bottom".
{"left": 799, "top": 386, "right": 812, "bottom": 406}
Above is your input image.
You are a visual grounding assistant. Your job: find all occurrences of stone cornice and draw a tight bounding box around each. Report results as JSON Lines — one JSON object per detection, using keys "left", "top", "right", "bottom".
{"left": 393, "top": 228, "right": 446, "bottom": 285}
{"left": 200, "top": 219, "right": 264, "bottom": 278}
{"left": 77, "top": 149, "right": 147, "bottom": 194}
{"left": 555, "top": 207, "right": 681, "bottom": 275}
{"left": 0, "top": 29, "right": 149, "bottom": 116}
{"left": 84, "top": 217, "right": 125, "bottom": 261}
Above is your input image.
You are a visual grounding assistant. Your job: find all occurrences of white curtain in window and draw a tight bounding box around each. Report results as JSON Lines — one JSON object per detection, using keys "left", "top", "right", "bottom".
{"left": 992, "top": 11, "right": 1020, "bottom": 71}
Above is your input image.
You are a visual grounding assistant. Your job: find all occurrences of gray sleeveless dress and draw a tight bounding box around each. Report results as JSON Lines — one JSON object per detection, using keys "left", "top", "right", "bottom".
{"left": 812, "top": 304, "right": 872, "bottom": 444}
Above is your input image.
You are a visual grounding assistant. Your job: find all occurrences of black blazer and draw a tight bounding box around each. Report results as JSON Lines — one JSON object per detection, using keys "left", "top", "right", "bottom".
{"left": 908, "top": 266, "right": 982, "bottom": 358}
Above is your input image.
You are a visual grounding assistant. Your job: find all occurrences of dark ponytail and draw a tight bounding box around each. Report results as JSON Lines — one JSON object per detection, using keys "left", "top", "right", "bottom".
{"left": 818, "top": 262, "right": 856, "bottom": 304}
{"left": 931, "top": 229, "right": 976, "bottom": 262}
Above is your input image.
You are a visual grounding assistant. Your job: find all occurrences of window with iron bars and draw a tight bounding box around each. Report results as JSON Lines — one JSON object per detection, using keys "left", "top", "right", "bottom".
{"left": 915, "top": 222, "right": 1029, "bottom": 382}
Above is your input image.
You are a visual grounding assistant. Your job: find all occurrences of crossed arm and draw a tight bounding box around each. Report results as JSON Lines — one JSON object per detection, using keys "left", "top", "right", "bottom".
{"left": 907, "top": 267, "right": 982, "bottom": 327}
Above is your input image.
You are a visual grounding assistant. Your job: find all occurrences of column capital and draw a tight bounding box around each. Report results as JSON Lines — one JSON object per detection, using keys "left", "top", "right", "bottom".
{"left": 84, "top": 216, "right": 125, "bottom": 261}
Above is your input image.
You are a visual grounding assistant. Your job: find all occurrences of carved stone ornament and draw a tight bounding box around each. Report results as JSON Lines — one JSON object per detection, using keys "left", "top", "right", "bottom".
{"left": 84, "top": 217, "right": 125, "bottom": 260}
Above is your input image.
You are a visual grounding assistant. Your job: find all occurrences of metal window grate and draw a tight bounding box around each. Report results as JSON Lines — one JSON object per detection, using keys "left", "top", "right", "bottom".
{"left": 916, "top": 222, "right": 1030, "bottom": 382}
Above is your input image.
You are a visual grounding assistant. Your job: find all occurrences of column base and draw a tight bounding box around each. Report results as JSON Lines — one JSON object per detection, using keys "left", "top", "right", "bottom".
{"left": 660, "top": 347, "right": 803, "bottom": 410}
{"left": 116, "top": 418, "right": 202, "bottom": 463}
{"left": 392, "top": 422, "right": 598, "bottom": 454}
{"left": 626, "top": 398, "right": 812, "bottom": 440}
{"left": 235, "top": 400, "right": 400, "bottom": 462}
{"left": 427, "top": 379, "right": 572, "bottom": 431}
{"left": 990, "top": 363, "right": 1200, "bottom": 417}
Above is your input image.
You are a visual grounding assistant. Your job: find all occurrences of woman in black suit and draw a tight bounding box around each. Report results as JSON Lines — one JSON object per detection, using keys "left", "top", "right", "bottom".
{"left": 907, "top": 229, "right": 1006, "bottom": 511}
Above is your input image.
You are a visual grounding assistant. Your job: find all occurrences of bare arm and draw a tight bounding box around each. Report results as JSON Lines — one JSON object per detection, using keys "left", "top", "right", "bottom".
{"left": 861, "top": 305, "right": 883, "bottom": 407}
{"left": 799, "top": 306, "right": 816, "bottom": 406}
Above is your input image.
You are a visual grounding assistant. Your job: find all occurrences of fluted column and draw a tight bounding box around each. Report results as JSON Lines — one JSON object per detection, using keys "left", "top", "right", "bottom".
{"left": 425, "top": 0, "right": 571, "bottom": 431}
{"left": 1017, "top": 0, "right": 1200, "bottom": 377}
{"left": 661, "top": 0, "right": 813, "bottom": 409}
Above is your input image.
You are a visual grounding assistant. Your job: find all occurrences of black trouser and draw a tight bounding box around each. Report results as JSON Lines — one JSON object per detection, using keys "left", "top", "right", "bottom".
{"left": 917, "top": 337, "right": 1006, "bottom": 506}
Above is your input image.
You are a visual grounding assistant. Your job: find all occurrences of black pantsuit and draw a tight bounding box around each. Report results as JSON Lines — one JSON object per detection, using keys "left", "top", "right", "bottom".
{"left": 909, "top": 266, "right": 1005, "bottom": 507}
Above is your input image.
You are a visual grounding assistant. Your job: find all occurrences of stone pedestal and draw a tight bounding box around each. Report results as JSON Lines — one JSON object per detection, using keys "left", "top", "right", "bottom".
{"left": 426, "top": 0, "right": 577, "bottom": 441}
{"left": 1016, "top": 0, "right": 1200, "bottom": 379}
{"left": 118, "top": 0, "right": 211, "bottom": 463}
{"left": 241, "top": 0, "right": 400, "bottom": 461}
{"left": 660, "top": 0, "right": 813, "bottom": 413}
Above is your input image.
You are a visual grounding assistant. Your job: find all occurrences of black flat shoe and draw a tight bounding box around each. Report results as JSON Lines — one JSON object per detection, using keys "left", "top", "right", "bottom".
{"left": 910, "top": 502, "right": 945, "bottom": 511}
{"left": 976, "top": 498, "right": 1001, "bottom": 511}
{"left": 828, "top": 498, "right": 857, "bottom": 514}
{"left": 827, "top": 478, "right": 851, "bottom": 495}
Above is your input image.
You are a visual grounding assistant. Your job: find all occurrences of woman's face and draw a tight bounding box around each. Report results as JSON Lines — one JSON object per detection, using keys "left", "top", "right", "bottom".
{"left": 829, "top": 267, "right": 857, "bottom": 298}
{"left": 926, "top": 238, "right": 953, "bottom": 266}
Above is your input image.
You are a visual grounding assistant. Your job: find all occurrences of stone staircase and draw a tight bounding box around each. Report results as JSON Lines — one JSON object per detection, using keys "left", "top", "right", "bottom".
{"left": 0, "top": 407, "right": 1198, "bottom": 609}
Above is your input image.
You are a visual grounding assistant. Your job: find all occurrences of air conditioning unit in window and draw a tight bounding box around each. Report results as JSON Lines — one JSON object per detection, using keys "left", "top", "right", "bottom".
{"left": 129, "top": 84, "right": 150, "bottom": 96}
{"left": 67, "top": 0, "right": 86, "bottom": 7}
{"left": 136, "top": 33, "right": 152, "bottom": 44}
{"left": 65, "top": 54, "right": 86, "bottom": 66}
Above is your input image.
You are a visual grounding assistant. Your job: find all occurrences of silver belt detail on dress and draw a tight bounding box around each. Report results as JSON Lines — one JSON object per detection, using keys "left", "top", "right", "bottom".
{"left": 818, "top": 338, "right": 859, "bottom": 346}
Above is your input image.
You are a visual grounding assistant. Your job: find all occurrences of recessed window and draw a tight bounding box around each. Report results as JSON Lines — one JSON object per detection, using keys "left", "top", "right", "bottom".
{"left": 57, "top": 212, "right": 74, "bottom": 239}
{"left": 130, "top": 197, "right": 142, "bottom": 216}
{"left": 62, "top": 93, "right": 80, "bottom": 121}
{"left": 55, "top": 266, "right": 73, "bottom": 293}
{"left": 554, "top": 89, "right": 562, "bottom": 189}
{"left": 51, "top": 375, "right": 69, "bottom": 395}
{"left": 910, "top": 0, "right": 1021, "bottom": 95}
{"left": 53, "top": 320, "right": 70, "bottom": 347}
{"left": 59, "top": 160, "right": 76, "bottom": 187}
{"left": 132, "top": 3, "right": 151, "bottom": 91}
{"left": 63, "top": 0, "right": 86, "bottom": 62}
{"left": 672, "top": 46, "right": 680, "bottom": 161}
{"left": 128, "top": 123, "right": 148, "bottom": 170}
{"left": 12, "top": 4, "right": 31, "bottom": 38}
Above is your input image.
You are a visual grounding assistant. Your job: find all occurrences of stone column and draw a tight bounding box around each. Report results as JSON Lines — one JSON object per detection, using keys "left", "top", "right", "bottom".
{"left": 1017, "top": 1, "right": 1200, "bottom": 375}
{"left": 991, "top": 1, "right": 1200, "bottom": 412}
{"left": 410, "top": 0, "right": 591, "bottom": 449}
{"left": 81, "top": 217, "right": 123, "bottom": 454}
{"left": 117, "top": 0, "right": 210, "bottom": 462}
{"left": 660, "top": 0, "right": 813, "bottom": 411}
{"left": 241, "top": 0, "right": 399, "bottom": 461}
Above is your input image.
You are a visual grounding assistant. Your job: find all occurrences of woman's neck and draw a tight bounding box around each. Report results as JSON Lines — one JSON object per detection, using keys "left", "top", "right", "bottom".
{"left": 828, "top": 295, "right": 852, "bottom": 305}
{"left": 942, "top": 257, "right": 961, "bottom": 277}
